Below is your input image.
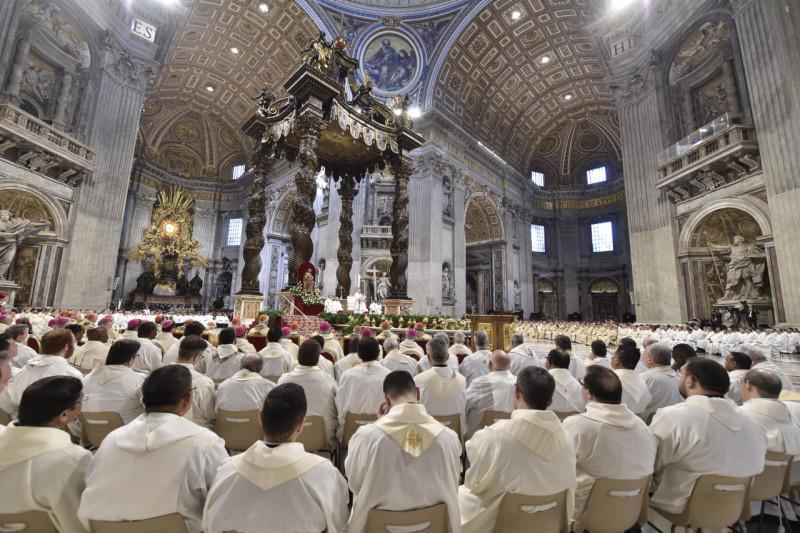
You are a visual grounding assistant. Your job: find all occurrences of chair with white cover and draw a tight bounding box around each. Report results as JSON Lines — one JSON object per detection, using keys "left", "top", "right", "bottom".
{"left": 297, "top": 415, "right": 334, "bottom": 461}
{"left": 215, "top": 409, "right": 262, "bottom": 452}
{"left": 494, "top": 490, "right": 570, "bottom": 533}
{"left": 0, "top": 511, "right": 58, "bottom": 532}
{"left": 89, "top": 512, "right": 187, "bottom": 532}
{"left": 80, "top": 411, "right": 125, "bottom": 449}
{"left": 365, "top": 503, "right": 448, "bottom": 533}
{"left": 651, "top": 474, "right": 752, "bottom": 533}
{"left": 571, "top": 475, "right": 651, "bottom": 533}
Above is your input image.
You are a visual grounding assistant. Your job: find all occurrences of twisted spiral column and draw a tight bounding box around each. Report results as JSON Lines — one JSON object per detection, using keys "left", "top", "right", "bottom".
{"left": 238, "top": 150, "right": 273, "bottom": 294}
{"left": 287, "top": 114, "right": 323, "bottom": 285}
{"left": 389, "top": 157, "right": 412, "bottom": 298}
{"left": 336, "top": 175, "right": 356, "bottom": 297}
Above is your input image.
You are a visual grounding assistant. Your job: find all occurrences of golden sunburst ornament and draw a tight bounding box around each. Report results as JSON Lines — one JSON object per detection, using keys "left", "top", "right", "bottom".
{"left": 160, "top": 219, "right": 180, "bottom": 237}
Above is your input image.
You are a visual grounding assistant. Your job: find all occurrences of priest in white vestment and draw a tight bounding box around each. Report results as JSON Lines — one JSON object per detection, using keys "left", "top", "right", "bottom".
{"left": 641, "top": 343, "right": 684, "bottom": 420}
{"left": 163, "top": 322, "right": 216, "bottom": 366}
{"left": 460, "top": 331, "right": 492, "bottom": 385}
{"left": 415, "top": 337, "right": 467, "bottom": 437}
{"left": 258, "top": 327, "right": 293, "bottom": 381}
{"left": 381, "top": 337, "right": 419, "bottom": 376}
{"left": 399, "top": 328, "right": 425, "bottom": 359}
{"left": 464, "top": 350, "right": 516, "bottom": 439}
{"left": 740, "top": 369, "right": 800, "bottom": 454}
{"left": 5, "top": 323, "right": 38, "bottom": 368}
{"left": 743, "top": 345, "right": 794, "bottom": 392}
{"left": 0, "top": 345, "right": 11, "bottom": 395}
{"left": 203, "top": 383, "right": 348, "bottom": 533}
{"left": 216, "top": 355, "right": 275, "bottom": 412}
{"left": 0, "top": 375, "right": 90, "bottom": 533}
{"left": 612, "top": 345, "right": 652, "bottom": 416}
{"left": 334, "top": 336, "right": 363, "bottom": 382}
{"left": 509, "top": 333, "right": 540, "bottom": 376}
{"left": 82, "top": 339, "right": 145, "bottom": 423}
{"left": 204, "top": 328, "right": 244, "bottom": 382}
{"left": 449, "top": 332, "right": 473, "bottom": 360}
{"left": 649, "top": 358, "right": 767, "bottom": 515}
{"left": 69, "top": 327, "right": 110, "bottom": 372}
{"left": 546, "top": 349, "right": 585, "bottom": 414}
{"left": 459, "top": 366, "right": 577, "bottom": 533}
{"left": 346, "top": 370, "right": 462, "bottom": 533}
{"left": 419, "top": 332, "right": 460, "bottom": 371}
{"left": 234, "top": 325, "right": 257, "bottom": 354}
{"left": 319, "top": 321, "right": 344, "bottom": 361}
{"left": 725, "top": 350, "right": 753, "bottom": 404}
{"left": 172, "top": 336, "right": 216, "bottom": 429}
{"left": 585, "top": 340, "right": 613, "bottom": 370}
{"left": 121, "top": 319, "right": 140, "bottom": 340}
{"left": 556, "top": 335, "right": 586, "bottom": 381}
{"left": 134, "top": 322, "right": 164, "bottom": 374}
{"left": 278, "top": 340, "right": 339, "bottom": 450}
{"left": 78, "top": 366, "right": 228, "bottom": 533}
{"left": 154, "top": 320, "right": 178, "bottom": 354}
{"left": 335, "top": 337, "right": 390, "bottom": 441}
{"left": 562, "top": 365, "right": 657, "bottom": 518}
{"left": 0, "top": 329, "right": 82, "bottom": 417}
{"left": 279, "top": 326, "right": 299, "bottom": 359}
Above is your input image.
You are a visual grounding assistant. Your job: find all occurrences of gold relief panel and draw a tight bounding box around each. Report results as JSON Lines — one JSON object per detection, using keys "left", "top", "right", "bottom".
{"left": 0, "top": 190, "right": 55, "bottom": 233}
{"left": 13, "top": 245, "right": 39, "bottom": 306}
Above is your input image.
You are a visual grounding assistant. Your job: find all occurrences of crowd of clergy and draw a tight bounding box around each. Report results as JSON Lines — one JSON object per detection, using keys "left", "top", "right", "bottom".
{"left": 1, "top": 313, "right": 800, "bottom": 533}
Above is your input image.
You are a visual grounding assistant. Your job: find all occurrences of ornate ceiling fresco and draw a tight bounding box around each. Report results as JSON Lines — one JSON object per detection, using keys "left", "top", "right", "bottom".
{"left": 139, "top": 0, "right": 319, "bottom": 180}
{"left": 139, "top": 0, "right": 619, "bottom": 182}
{"left": 432, "top": 0, "right": 616, "bottom": 172}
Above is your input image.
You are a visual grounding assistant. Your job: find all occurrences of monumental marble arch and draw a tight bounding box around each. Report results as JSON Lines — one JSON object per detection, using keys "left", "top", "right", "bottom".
{"left": 0, "top": 0, "right": 798, "bottom": 329}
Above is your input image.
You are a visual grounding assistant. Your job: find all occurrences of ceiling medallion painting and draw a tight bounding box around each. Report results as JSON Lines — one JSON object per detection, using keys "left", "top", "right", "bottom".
{"left": 360, "top": 31, "right": 420, "bottom": 95}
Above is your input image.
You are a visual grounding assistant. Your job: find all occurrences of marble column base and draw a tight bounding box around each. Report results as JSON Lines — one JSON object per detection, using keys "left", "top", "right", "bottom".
{"left": 383, "top": 298, "right": 415, "bottom": 315}
{"left": 234, "top": 293, "right": 263, "bottom": 322}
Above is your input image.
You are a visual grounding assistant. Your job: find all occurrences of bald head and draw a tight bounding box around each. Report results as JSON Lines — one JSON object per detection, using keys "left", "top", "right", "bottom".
{"left": 742, "top": 368, "right": 782, "bottom": 401}
{"left": 489, "top": 350, "right": 510, "bottom": 372}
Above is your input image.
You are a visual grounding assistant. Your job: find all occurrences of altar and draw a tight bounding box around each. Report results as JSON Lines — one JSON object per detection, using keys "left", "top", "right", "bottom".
{"left": 468, "top": 314, "right": 517, "bottom": 351}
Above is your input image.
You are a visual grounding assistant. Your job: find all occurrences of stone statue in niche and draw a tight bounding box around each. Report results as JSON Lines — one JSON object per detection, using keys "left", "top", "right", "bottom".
{"left": 513, "top": 281, "right": 521, "bottom": 310}
{"left": 318, "top": 259, "right": 326, "bottom": 294}
{"left": 21, "top": 66, "right": 55, "bottom": 105}
{"left": 189, "top": 271, "right": 203, "bottom": 296}
{"left": 442, "top": 263, "right": 455, "bottom": 302}
{"left": 376, "top": 272, "right": 392, "bottom": 301}
{"left": 698, "top": 83, "right": 729, "bottom": 124}
{"left": 442, "top": 176, "right": 454, "bottom": 218}
{"left": 0, "top": 209, "right": 48, "bottom": 280}
{"left": 709, "top": 235, "right": 766, "bottom": 302}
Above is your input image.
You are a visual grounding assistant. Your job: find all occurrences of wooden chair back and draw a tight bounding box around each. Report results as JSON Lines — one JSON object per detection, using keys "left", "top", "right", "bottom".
{"left": 553, "top": 411, "right": 578, "bottom": 421}
{"left": 365, "top": 503, "right": 448, "bottom": 533}
{"left": 0, "top": 408, "right": 11, "bottom": 426}
{"left": 0, "top": 510, "right": 57, "bottom": 532}
{"left": 215, "top": 409, "right": 261, "bottom": 451}
{"left": 341, "top": 412, "right": 378, "bottom": 447}
{"left": 433, "top": 414, "right": 462, "bottom": 439}
{"left": 480, "top": 410, "right": 511, "bottom": 429}
{"left": 80, "top": 411, "right": 125, "bottom": 449}
{"left": 494, "top": 490, "right": 569, "bottom": 533}
{"left": 297, "top": 415, "right": 328, "bottom": 454}
{"left": 750, "top": 451, "right": 793, "bottom": 501}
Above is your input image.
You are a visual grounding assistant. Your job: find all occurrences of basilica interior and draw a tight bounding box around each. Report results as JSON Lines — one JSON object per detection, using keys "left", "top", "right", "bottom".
{"left": 0, "top": 0, "right": 797, "bottom": 327}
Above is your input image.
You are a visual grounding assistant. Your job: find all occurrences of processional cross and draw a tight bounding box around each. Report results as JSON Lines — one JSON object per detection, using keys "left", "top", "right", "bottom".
{"left": 366, "top": 267, "right": 381, "bottom": 303}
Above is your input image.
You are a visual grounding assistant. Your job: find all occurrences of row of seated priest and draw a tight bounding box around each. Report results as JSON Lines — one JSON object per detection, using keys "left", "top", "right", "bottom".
{"left": 0, "top": 320, "right": 798, "bottom": 532}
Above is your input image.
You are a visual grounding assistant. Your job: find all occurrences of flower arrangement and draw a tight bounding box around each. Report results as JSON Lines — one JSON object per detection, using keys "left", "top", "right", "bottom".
{"left": 289, "top": 283, "right": 325, "bottom": 306}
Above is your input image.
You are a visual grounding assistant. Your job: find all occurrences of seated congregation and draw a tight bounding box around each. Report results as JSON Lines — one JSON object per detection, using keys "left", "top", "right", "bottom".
{"left": 0, "top": 320, "right": 798, "bottom": 533}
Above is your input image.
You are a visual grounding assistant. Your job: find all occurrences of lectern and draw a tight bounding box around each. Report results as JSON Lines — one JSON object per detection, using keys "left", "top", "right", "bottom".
{"left": 468, "top": 315, "right": 517, "bottom": 351}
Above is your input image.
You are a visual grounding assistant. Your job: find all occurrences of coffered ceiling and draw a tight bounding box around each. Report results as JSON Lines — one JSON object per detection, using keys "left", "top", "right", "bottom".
{"left": 432, "top": 0, "right": 616, "bottom": 172}
{"left": 139, "top": 0, "right": 618, "bottom": 181}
